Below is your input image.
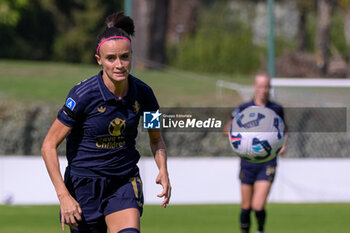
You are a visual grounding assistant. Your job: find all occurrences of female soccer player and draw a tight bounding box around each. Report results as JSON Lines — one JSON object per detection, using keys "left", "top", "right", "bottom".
{"left": 227, "top": 74, "right": 287, "bottom": 233}
{"left": 41, "top": 12, "right": 171, "bottom": 233}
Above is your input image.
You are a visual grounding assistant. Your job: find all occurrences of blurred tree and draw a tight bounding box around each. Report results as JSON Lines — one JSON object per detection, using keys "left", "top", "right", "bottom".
{"left": 52, "top": 0, "right": 104, "bottom": 63}
{"left": 296, "top": 0, "right": 315, "bottom": 51}
{"left": 0, "top": 0, "right": 55, "bottom": 60}
{"left": 132, "top": 0, "right": 149, "bottom": 69}
{"left": 337, "top": 0, "right": 350, "bottom": 77}
{"left": 167, "top": 1, "right": 263, "bottom": 74}
{"left": 316, "top": 0, "right": 335, "bottom": 76}
{"left": 148, "top": 0, "right": 169, "bottom": 68}
{"left": 167, "top": 0, "right": 199, "bottom": 44}
{"left": 0, "top": 0, "right": 28, "bottom": 27}
{"left": 132, "top": 0, "right": 170, "bottom": 69}
{"left": 51, "top": 0, "right": 123, "bottom": 63}
{"left": 0, "top": 0, "right": 123, "bottom": 62}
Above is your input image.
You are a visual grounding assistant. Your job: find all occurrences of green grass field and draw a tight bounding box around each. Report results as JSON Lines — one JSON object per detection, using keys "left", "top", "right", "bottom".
{"left": 0, "top": 59, "right": 251, "bottom": 107}
{"left": 0, "top": 203, "right": 349, "bottom": 233}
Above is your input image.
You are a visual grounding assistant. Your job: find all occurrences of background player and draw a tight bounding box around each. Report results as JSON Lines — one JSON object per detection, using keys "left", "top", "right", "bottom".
{"left": 41, "top": 12, "right": 171, "bottom": 233}
{"left": 225, "top": 74, "right": 288, "bottom": 233}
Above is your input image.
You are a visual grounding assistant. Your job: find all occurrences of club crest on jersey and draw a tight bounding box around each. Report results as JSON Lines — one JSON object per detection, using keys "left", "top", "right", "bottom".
{"left": 108, "top": 117, "right": 126, "bottom": 136}
{"left": 66, "top": 97, "right": 76, "bottom": 111}
{"left": 97, "top": 106, "right": 106, "bottom": 113}
{"left": 133, "top": 100, "right": 140, "bottom": 114}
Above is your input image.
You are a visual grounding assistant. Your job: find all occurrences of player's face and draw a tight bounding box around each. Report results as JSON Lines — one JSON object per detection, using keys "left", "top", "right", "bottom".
{"left": 95, "top": 39, "right": 132, "bottom": 82}
{"left": 254, "top": 75, "right": 270, "bottom": 102}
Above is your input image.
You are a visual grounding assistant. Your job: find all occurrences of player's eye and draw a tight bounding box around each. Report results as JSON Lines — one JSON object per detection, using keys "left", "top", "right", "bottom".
{"left": 106, "top": 56, "right": 115, "bottom": 61}
{"left": 121, "top": 54, "right": 129, "bottom": 60}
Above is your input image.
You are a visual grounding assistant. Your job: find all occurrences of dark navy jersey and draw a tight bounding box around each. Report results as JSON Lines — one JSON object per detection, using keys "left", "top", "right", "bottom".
{"left": 232, "top": 100, "right": 285, "bottom": 167}
{"left": 57, "top": 71, "right": 159, "bottom": 176}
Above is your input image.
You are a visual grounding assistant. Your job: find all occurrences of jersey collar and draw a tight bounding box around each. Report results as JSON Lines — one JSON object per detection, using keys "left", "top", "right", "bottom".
{"left": 97, "top": 70, "right": 137, "bottom": 104}
{"left": 252, "top": 99, "right": 272, "bottom": 107}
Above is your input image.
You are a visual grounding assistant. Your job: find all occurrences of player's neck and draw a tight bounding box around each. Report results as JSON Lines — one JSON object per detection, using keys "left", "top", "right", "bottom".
{"left": 113, "top": 80, "right": 129, "bottom": 99}
{"left": 254, "top": 98, "right": 268, "bottom": 106}
{"left": 102, "top": 74, "right": 129, "bottom": 99}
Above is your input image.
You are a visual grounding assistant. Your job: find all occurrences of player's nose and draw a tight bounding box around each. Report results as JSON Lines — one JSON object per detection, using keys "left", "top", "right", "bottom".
{"left": 115, "top": 58, "right": 123, "bottom": 68}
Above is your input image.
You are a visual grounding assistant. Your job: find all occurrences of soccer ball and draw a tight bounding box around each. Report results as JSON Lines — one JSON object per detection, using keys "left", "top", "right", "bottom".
{"left": 228, "top": 106, "right": 285, "bottom": 163}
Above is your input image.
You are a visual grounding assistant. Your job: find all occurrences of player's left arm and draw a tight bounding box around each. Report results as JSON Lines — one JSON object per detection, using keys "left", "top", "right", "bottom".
{"left": 279, "top": 132, "right": 288, "bottom": 155}
{"left": 148, "top": 129, "right": 171, "bottom": 207}
{"left": 279, "top": 107, "right": 288, "bottom": 155}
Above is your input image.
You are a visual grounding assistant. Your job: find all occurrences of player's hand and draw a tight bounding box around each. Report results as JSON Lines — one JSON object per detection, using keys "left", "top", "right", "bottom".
{"left": 279, "top": 145, "right": 287, "bottom": 155}
{"left": 59, "top": 193, "right": 82, "bottom": 231}
{"left": 156, "top": 170, "right": 171, "bottom": 208}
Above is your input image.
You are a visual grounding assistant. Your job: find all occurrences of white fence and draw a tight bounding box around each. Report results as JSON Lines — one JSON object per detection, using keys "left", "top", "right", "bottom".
{"left": 1, "top": 156, "right": 350, "bottom": 205}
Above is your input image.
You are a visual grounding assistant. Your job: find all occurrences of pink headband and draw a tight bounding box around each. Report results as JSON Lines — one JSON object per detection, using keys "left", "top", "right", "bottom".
{"left": 96, "top": 36, "right": 131, "bottom": 54}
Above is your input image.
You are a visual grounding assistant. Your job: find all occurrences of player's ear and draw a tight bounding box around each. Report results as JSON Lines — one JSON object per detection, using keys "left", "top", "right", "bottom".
{"left": 95, "top": 54, "right": 102, "bottom": 66}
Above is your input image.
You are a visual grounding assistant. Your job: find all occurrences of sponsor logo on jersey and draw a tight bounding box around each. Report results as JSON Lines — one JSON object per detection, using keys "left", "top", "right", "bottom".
{"left": 65, "top": 97, "right": 76, "bottom": 111}
{"left": 108, "top": 117, "right": 126, "bottom": 136}
{"left": 96, "top": 118, "right": 127, "bottom": 149}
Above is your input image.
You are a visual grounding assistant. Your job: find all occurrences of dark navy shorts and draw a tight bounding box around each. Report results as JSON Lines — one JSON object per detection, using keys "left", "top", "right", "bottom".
{"left": 63, "top": 166, "right": 144, "bottom": 233}
{"left": 239, "top": 163, "right": 276, "bottom": 185}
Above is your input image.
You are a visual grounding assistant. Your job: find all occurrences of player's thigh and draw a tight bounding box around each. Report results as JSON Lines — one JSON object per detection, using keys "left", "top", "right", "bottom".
{"left": 241, "top": 183, "right": 254, "bottom": 209}
{"left": 251, "top": 180, "right": 272, "bottom": 210}
{"left": 105, "top": 208, "right": 140, "bottom": 233}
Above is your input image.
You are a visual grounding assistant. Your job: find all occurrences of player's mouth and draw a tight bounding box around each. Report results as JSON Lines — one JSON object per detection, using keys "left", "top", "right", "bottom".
{"left": 114, "top": 71, "right": 127, "bottom": 77}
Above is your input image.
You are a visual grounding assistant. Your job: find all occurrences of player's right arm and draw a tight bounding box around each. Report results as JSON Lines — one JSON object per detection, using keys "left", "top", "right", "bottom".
{"left": 223, "top": 107, "right": 240, "bottom": 136}
{"left": 223, "top": 119, "right": 232, "bottom": 136}
{"left": 41, "top": 119, "right": 82, "bottom": 231}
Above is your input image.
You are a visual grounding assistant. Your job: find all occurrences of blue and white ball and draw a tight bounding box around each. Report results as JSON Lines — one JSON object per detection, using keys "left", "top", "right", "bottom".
{"left": 229, "top": 106, "right": 285, "bottom": 163}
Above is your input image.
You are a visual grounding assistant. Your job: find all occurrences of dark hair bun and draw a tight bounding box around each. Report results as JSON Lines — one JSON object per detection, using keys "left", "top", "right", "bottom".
{"left": 105, "top": 12, "right": 135, "bottom": 36}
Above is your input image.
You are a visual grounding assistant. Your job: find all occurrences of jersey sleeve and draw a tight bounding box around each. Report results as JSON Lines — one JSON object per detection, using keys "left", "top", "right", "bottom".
{"left": 232, "top": 101, "right": 252, "bottom": 118}
{"left": 231, "top": 107, "right": 241, "bottom": 118}
{"left": 279, "top": 106, "right": 285, "bottom": 121}
{"left": 140, "top": 86, "right": 159, "bottom": 113}
{"left": 57, "top": 88, "right": 85, "bottom": 127}
{"left": 279, "top": 106, "right": 287, "bottom": 131}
